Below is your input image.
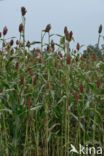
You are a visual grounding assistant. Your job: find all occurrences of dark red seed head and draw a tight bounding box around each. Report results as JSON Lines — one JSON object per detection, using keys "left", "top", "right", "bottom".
{"left": 16, "top": 40, "right": 19, "bottom": 45}
{"left": 15, "top": 62, "right": 19, "bottom": 70}
{"left": 66, "top": 54, "right": 71, "bottom": 64}
{"left": 19, "top": 23, "right": 24, "bottom": 33}
{"left": 69, "top": 31, "right": 73, "bottom": 39}
{"left": 76, "top": 43, "right": 80, "bottom": 51}
{"left": 21, "top": 6, "right": 27, "bottom": 16}
{"left": 9, "top": 39, "right": 14, "bottom": 46}
{"left": 65, "top": 31, "right": 73, "bottom": 42}
{"left": 79, "top": 84, "right": 84, "bottom": 93}
{"left": 44, "top": 24, "right": 51, "bottom": 33}
{"left": 64, "top": 26, "right": 68, "bottom": 35}
{"left": 98, "top": 24, "right": 102, "bottom": 34}
{"left": 3, "top": 26, "right": 8, "bottom": 36}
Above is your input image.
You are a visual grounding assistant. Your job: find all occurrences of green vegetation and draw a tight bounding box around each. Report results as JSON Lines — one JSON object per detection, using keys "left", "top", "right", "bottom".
{"left": 0, "top": 7, "right": 104, "bottom": 156}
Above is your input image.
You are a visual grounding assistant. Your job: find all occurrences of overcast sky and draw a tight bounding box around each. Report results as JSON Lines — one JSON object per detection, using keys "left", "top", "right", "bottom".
{"left": 0, "top": 0, "right": 104, "bottom": 47}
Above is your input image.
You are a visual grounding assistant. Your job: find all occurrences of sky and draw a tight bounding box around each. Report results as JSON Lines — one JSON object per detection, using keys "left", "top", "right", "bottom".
{"left": 0, "top": 0, "right": 104, "bottom": 48}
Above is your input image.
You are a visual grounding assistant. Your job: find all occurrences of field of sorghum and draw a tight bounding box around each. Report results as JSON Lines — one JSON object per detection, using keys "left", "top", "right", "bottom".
{"left": 0, "top": 7, "right": 104, "bottom": 156}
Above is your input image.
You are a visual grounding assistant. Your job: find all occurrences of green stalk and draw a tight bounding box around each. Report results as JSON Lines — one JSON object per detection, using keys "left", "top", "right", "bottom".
{"left": 48, "top": 32, "right": 50, "bottom": 47}
{"left": 64, "top": 65, "right": 70, "bottom": 156}
{"left": 44, "top": 103, "right": 49, "bottom": 156}
{"left": 23, "top": 119, "right": 29, "bottom": 156}
{"left": 65, "top": 99, "right": 68, "bottom": 156}
{"left": 3, "top": 114, "right": 9, "bottom": 156}
{"left": 92, "top": 103, "right": 96, "bottom": 156}
{"left": 41, "top": 31, "right": 43, "bottom": 52}
{"left": 22, "top": 16, "right": 26, "bottom": 48}
{"left": 97, "top": 34, "right": 100, "bottom": 49}
{"left": 35, "top": 111, "right": 39, "bottom": 156}
{"left": 2, "top": 35, "right": 5, "bottom": 52}
{"left": 61, "top": 122, "right": 64, "bottom": 156}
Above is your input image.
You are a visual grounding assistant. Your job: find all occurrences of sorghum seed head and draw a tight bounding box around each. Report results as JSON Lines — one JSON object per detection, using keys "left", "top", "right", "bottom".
{"left": 16, "top": 40, "right": 19, "bottom": 45}
{"left": 76, "top": 43, "right": 80, "bottom": 51}
{"left": 69, "top": 31, "right": 73, "bottom": 39}
{"left": 64, "top": 26, "right": 68, "bottom": 35}
{"left": 98, "top": 24, "right": 103, "bottom": 34}
{"left": 15, "top": 62, "right": 19, "bottom": 70}
{"left": 3, "top": 26, "right": 8, "bottom": 36}
{"left": 65, "top": 31, "right": 73, "bottom": 42}
{"left": 79, "top": 84, "right": 84, "bottom": 93}
{"left": 21, "top": 6, "right": 27, "bottom": 16}
{"left": 19, "top": 23, "right": 24, "bottom": 33}
{"left": 9, "top": 39, "right": 14, "bottom": 46}
{"left": 44, "top": 24, "right": 51, "bottom": 33}
{"left": 66, "top": 54, "right": 71, "bottom": 64}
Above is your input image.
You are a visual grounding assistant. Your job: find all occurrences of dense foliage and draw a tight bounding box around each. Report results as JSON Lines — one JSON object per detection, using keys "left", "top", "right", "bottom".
{"left": 0, "top": 6, "right": 104, "bottom": 156}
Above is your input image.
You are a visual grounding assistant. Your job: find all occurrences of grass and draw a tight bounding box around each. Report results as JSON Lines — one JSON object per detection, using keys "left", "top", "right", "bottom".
{"left": 0, "top": 6, "right": 104, "bottom": 156}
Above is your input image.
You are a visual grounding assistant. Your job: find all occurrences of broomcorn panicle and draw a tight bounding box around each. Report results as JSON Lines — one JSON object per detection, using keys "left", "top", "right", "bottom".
{"left": 98, "top": 24, "right": 103, "bottom": 34}
{"left": 3, "top": 26, "right": 8, "bottom": 36}
{"left": 43, "top": 24, "right": 51, "bottom": 33}
{"left": 21, "top": 6, "right": 27, "bottom": 16}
